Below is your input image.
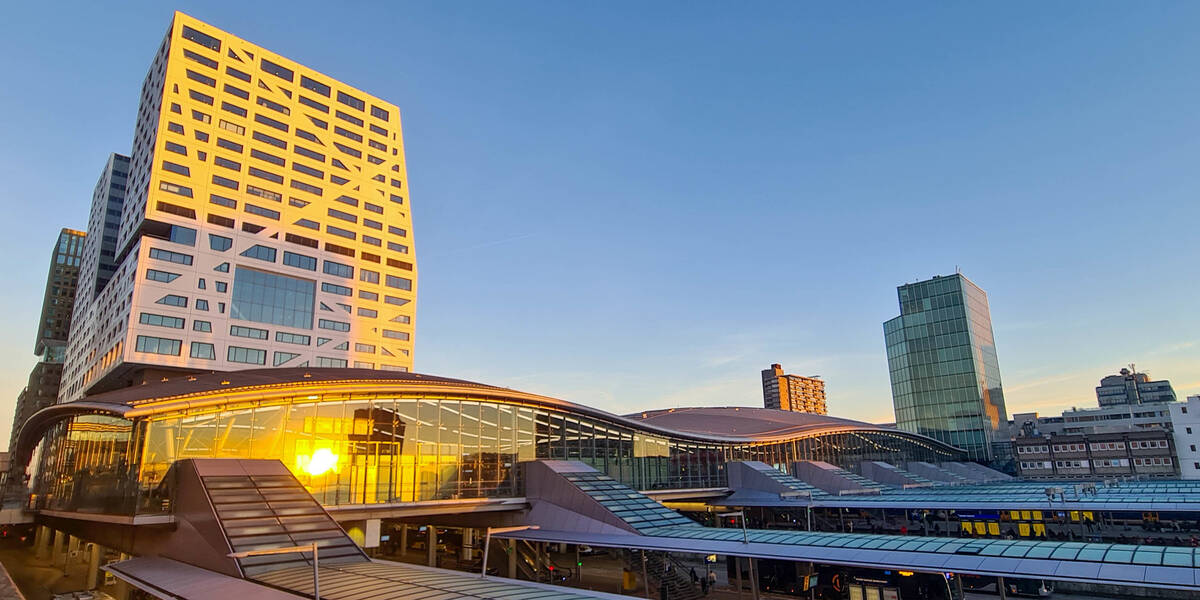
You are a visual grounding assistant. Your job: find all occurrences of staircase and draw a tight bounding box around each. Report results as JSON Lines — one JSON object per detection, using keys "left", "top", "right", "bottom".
{"left": 512, "top": 539, "right": 573, "bottom": 583}
{"left": 200, "top": 467, "right": 367, "bottom": 576}
{"left": 625, "top": 550, "right": 703, "bottom": 600}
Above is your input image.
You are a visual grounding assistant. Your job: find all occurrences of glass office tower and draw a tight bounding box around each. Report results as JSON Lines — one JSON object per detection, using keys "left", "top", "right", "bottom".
{"left": 884, "top": 273, "right": 1008, "bottom": 462}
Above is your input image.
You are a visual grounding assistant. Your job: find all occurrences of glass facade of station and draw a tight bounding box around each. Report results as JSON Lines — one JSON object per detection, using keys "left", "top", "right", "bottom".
{"left": 29, "top": 393, "right": 963, "bottom": 515}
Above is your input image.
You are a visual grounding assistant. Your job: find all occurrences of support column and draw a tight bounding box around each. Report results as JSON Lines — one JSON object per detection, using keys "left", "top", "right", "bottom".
{"left": 113, "top": 553, "right": 131, "bottom": 600}
{"left": 85, "top": 543, "right": 102, "bottom": 590}
{"left": 34, "top": 525, "right": 49, "bottom": 560}
{"left": 507, "top": 539, "right": 517, "bottom": 579}
{"left": 749, "top": 557, "right": 760, "bottom": 600}
{"left": 68, "top": 536, "right": 80, "bottom": 563}
{"left": 641, "top": 550, "right": 651, "bottom": 600}
{"left": 425, "top": 526, "right": 436, "bottom": 567}
{"left": 461, "top": 528, "right": 474, "bottom": 561}
{"left": 536, "top": 542, "right": 545, "bottom": 581}
{"left": 997, "top": 576, "right": 1007, "bottom": 600}
{"left": 52, "top": 529, "right": 67, "bottom": 568}
{"left": 398, "top": 525, "right": 407, "bottom": 557}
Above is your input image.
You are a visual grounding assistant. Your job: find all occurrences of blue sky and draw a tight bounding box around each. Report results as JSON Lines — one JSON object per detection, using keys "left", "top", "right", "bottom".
{"left": 3, "top": 2, "right": 1200, "bottom": 445}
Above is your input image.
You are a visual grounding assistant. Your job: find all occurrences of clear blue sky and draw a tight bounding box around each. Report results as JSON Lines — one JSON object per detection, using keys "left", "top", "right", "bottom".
{"left": 4, "top": 2, "right": 1200, "bottom": 445}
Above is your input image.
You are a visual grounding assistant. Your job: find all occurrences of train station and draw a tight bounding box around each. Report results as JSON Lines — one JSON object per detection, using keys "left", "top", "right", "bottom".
{"left": 2, "top": 369, "right": 1197, "bottom": 599}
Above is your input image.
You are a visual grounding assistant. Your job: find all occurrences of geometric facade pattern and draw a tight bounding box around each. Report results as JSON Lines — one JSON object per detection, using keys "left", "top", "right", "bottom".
{"left": 61, "top": 12, "right": 415, "bottom": 401}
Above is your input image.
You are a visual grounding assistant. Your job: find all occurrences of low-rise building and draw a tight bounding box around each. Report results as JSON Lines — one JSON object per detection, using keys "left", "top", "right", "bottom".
{"left": 1014, "top": 430, "right": 1177, "bottom": 479}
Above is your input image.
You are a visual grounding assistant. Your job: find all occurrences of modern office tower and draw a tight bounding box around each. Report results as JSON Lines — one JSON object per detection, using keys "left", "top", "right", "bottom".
{"left": 761, "top": 363, "right": 827, "bottom": 414}
{"left": 59, "top": 12, "right": 416, "bottom": 402}
{"left": 1095, "top": 367, "right": 1176, "bottom": 406}
{"left": 83, "top": 154, "right": 131, "bottom": 297}
{"left": 884, "top": 273, "right": 1008, "bottom": 462}
{"left": 9, "top": 229, "right": 86, "bottom": 450}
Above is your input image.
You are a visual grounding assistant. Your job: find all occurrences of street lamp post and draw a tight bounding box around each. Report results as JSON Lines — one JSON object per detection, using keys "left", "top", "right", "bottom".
{"left": 229, "top": 542, "right": 321, "bottom": 600}
{"left": 481, "top": 525, "right": 540, "bottom": 578}
{"left": 718, "top": 511, "right": 749, "bottom": 544}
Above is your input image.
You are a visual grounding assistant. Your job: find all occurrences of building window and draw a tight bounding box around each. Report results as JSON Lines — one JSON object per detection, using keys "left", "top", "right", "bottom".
{"left": 190, "top": 342, "right": 216, "bottom": 360}
{"left": 385, "top": 275, "right": 411, "bottom": 291}
{"left": 146, "top": 269, "right": 180, "bottom": 283}
{"left": 273, "top": 351, "right": 301, "bottom": 366}
{"left": 315, "top": 357, "right": 348, "bottom": 368}
{"left": 209, "top": 234, "right": 233, "bottom": 252}
{"left": 231, "top": 266, "right": 315, "bottom": 329}
{"left": 139, "top": 313, "right": 185, "bottom": 329}
{"left": 321, "top": 282, "right": 351, "bottom": 296}
{"left": 193, "top": 320, "right": 212, "bottom": 332}
{"left": 260, "top": 59, "right": 294, "bottom": 82}
{"left": 245, "top": 204, "right": 281, "bottom": 220}
{"left": 135, "top": 335, "right": 181, "bottom": 356}
{"left": 275, "top": 331, "right": 311, "bottom": 345}
{"left": 240, "top": 244, "right": 277, "bottom": 263}
{"left": 323, "top": 261, "right": 353, "bottom": 279}
{"left": 226, "top": 66, "right": 251, "bottom": 82}
{"left": 230, "top": 325, "right": 269, "bottom": 340}
{"left": 283, "top": 251, "right": 317, "bottom": 271}
{"left": 181, "top": 25, "right": 221, "bottom": 52}
{"left": 318, "top": 319, "right": 350, "bottom": 332}
{"left": 228, "top": 345, "right": 267, "bottom": 365}
{"left": 337, "top": 91, "right": 365, "bottom": 111}
{"left": 156, "top": 294, "right": 188, "bottom": 308}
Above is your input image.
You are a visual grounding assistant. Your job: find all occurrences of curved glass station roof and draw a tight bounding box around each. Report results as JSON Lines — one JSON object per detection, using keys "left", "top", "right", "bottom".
{"left": 20, "top": 368, "right": 963, "bottom": 515}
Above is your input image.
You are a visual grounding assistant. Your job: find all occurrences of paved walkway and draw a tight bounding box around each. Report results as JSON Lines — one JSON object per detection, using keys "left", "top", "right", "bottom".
{"left": 0, "top": 539, "right": 110, "bottom": 600}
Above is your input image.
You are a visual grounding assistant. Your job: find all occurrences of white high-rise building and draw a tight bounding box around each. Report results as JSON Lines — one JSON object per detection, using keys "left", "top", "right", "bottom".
{"left": 1170, "top": 396, "right": 1200, "bottom": 480}
{"left": 60, "top": 13, "right": 416, "bottom": 401}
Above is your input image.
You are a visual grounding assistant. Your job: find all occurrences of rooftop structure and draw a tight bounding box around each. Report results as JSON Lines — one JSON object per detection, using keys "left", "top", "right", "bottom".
{"left": 1096, "top": 367, "right": 1176, "bottom": 406}
{"left": 59, "top": 12, "right": 416, "bottom": 403}
{"left": 761, "top": 363, "right": 827, "bottom": 414}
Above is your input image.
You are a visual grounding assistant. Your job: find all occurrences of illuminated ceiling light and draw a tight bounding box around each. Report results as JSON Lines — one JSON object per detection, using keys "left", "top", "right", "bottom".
{"left": 305, "top": 448, "right": 339, "bottom": 476}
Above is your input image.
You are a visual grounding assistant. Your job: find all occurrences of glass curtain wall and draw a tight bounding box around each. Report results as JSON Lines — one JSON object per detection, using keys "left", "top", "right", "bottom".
{"left": 31, "top": 415, "right": 138, "bottom": 513}
{"left": 31, "top": 396, "right": 963, "bottom": 515}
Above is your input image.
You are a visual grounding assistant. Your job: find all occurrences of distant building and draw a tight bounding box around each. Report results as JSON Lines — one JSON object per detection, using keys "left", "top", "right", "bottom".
{"left": 9, "top": 228, "right": 86, "bottom": 452}
{"left": 1170, "top": 396, "right": 1200, "bottom": 480}
{"left": 884, "top": 273, "right": 1008, "bottom": 462}
{"left": 761, "top": 364, "right": 826, "bottom": 414}
{"left": 1095, "top": 367, "right": 1176, "bottom": 406}
{"left": 1014, "top": 430, "right": 1177, "bottom": 480}
{"left": 1009, "top": 371, "right": 1184, "bottom": 480}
